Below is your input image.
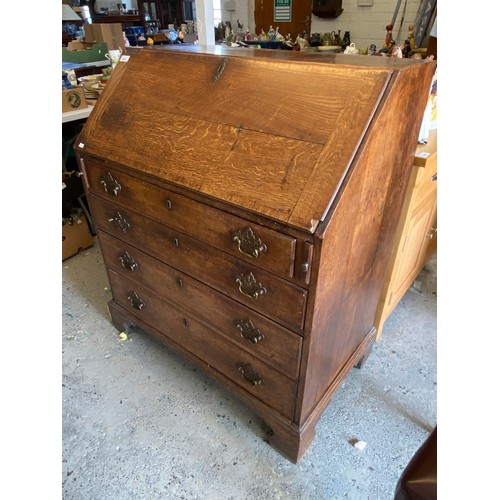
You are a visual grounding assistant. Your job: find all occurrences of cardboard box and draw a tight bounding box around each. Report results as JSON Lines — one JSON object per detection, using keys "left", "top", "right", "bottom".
{"left": 62, "top": 86, "right": 87, "bottom": 113}
{"left": 85, "top": 23, "right": 124, "bottom": 51}
{"left": 67, "top": 40, "right": 94, "bottom": 51}
{"left": 62, "top": 42, "right": 109, "bottom": 63}
{"left": 62, "top": 214, "right": 94, "bottom": 261}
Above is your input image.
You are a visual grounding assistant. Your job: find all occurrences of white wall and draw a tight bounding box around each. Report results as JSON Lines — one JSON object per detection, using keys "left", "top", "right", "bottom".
{"left": 218, "top": 0, "right": 254, "bottom": 34}
{"left": 94, "top": 1, "right": 138, "bottom": 12}
{"left": 310, "top": 0, "right": 422, "bottom": 50}
{"left": 212, "top": 0, "right": 422, "bottom": 49}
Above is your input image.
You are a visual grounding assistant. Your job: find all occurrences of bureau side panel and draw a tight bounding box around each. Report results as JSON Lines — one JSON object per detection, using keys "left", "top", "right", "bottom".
{"left": 295, "top": 61, "right": 436, "bottom": 424}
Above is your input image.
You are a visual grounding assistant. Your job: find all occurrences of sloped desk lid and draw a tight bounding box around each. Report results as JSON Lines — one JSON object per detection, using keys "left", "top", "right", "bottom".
{"left": 78, "top": 46, "right": 396, "bottom": 233}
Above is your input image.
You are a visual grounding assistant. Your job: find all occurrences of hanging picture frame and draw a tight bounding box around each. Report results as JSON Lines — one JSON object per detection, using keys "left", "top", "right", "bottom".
{"left": 274, "top": 0, "right": 292, "bottom": 22}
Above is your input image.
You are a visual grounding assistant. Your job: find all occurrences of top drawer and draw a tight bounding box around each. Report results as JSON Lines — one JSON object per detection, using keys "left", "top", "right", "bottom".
{"left": 83, "top": 158, "right": 296, "bottom": 279}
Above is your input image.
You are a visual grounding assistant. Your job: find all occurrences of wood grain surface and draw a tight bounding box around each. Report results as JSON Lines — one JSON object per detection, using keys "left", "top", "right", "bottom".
{"left": 79, "top": 49, "right": 393, "bottom": 231}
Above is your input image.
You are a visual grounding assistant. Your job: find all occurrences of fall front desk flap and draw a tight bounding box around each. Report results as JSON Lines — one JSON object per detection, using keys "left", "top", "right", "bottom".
{"left": 78, "top": 46, "right": 404, "bottom": 233}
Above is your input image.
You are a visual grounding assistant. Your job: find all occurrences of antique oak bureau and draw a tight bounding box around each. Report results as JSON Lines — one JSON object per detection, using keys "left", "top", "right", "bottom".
{"left": 77, "top": 46, "right": 435, "bottom": 462}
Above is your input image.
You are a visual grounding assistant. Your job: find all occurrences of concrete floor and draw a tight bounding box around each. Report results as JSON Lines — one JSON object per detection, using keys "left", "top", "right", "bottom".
{"left": 62, "top": 239, "right": 437, "bottom": 500}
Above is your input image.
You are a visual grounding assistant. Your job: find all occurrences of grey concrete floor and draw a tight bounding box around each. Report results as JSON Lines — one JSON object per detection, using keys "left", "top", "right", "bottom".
{"left": 62, "top": 239, "right": 437, "bottom": 500}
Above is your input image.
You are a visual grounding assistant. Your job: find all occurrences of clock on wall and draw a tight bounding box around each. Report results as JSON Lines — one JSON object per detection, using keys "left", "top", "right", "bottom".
{"left": 312, "top": 0, "right": 343, "bottom": 18}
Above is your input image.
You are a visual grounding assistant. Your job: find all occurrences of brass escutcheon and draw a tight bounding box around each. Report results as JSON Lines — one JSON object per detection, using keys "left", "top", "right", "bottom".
{"left": 213, "top": 57, "right": 228, "bottom": 81}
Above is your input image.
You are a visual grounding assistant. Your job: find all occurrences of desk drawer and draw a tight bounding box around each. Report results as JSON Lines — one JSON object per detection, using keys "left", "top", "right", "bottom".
{"left": 99, "top": 231, "right": 302, "bottom": 380}
{"left": 90, "top": 194, "right": 308, "bottom": 332}
{"left": 108, "top": 270, "right": 297, "bottom": 420}
{"left": 84, "top": 159, "right": 297, "bottom": 279}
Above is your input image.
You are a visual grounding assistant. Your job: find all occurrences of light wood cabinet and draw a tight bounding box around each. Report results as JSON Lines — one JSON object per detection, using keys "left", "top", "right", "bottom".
{"left": 374, "top": 129, "right": 437, "bottom": 339}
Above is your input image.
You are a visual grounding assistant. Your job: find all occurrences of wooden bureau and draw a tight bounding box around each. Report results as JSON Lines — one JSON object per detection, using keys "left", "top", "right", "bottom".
{"left": 76, "top": 46, "right": 435, "bottom": 462}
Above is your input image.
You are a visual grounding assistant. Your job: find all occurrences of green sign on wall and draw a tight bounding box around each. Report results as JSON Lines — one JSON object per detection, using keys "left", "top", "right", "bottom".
{"left": 274, "top": 0, "right": 292, "bottom": 22}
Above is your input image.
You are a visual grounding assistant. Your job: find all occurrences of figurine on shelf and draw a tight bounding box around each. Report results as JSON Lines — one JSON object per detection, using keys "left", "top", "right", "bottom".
{"left": 309, "top": 32, "right": 321, "bottom": 46}
{"left": 384, "top": 24, "right": 394, "bottom": 48}
{"left": 379, "top": 39, "right": 395, "bottom": 55}
{"left": 224, "top": 30, "right": 234, "bottom": 45}
{"left": 408, "top": 24, "right": 415, "bottom": 49}
{"left": 284, "top": 33, "right": 294, "bottom": 48}
{"left": 245, "top": 29, "right": 253, "bottom": 41}
{"left": 344, "top": 42, "right": 359, "bottom": 55}
{"left": 267, "top": 25, "right": 276, "bottom": 41}
{"left": 258, "top": 29, "right": 267, "bottom": 41}
{"left": 402, "top": 39, "right": 411, "bottom": 58}
{"left": 332, "top": 30, "right": 341, "bottom": 46}
{"left": 369, "top": 43, "right": 377, "bottom": 55}
{"left": 123, "top": 31, "right": 130, "bottom": 48}
{"left": 225, "top": 22, "right": 233, "bottom": 39}
{"left": 295, "top": 31, "right": 309, "bottom": 49}
{"left": 275, "top": 26, "right": 285, "bottom": 41}
{"left": 215, "top": 22, "right": 225, "bottom": 41}
{"left": 342, "top": 31, "right": 351, "bottom": 50}
{"left": 390, "top": 44, "right": 403, "bottom": 58}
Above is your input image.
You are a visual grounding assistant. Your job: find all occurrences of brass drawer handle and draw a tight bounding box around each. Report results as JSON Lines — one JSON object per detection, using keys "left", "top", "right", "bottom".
{"left": 238, "top": 363, "right": 264, "bottom": 386}
{"left": 108, "top": 211, "right": 130, "bottom": 233}
{"left": 236, "top": 272, "right": 267, "bottom": 299}
{"left": 127, "top": 291, "right": 145, "bottom": 310}
{"left": 100, "top": 172, "right": 122, "bottom": 196}
{"left": 233, "top": 227, "right": 268, "bottom": 259}
{"left": 119, "top": 251, "right": 138, "bottom": 271}
{"left": 236, "top": 319, "right": 264, "bottom": 344}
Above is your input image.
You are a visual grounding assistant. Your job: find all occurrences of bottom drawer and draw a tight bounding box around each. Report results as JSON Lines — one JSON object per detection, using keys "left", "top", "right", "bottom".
{"left": 107, "top": 269, "right": 297, "bottom": 419}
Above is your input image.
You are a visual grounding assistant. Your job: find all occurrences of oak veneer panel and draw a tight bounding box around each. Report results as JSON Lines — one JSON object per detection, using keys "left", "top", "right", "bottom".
{"left": 92, "top": 48, "right": 390, "bottom": 145}
{"left": 78, "top": 48, "right": 392, "bottom": 232}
